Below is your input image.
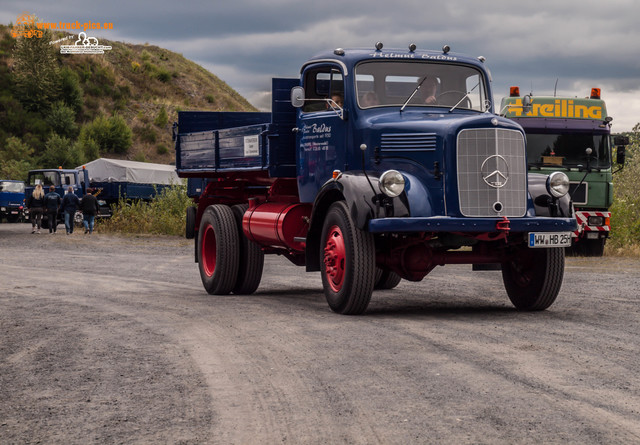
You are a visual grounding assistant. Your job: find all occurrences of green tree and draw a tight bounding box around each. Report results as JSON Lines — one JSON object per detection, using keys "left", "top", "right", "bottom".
{"left": 57, "top": 66, "right": 84, "bottom": 113}
{"left": 46, "top": 101, "right": 77, "bottom": 138}
{"left": 40, "top": 133, "right": 85, "bottom": 168}
{"left": 0, "top": 136, "right": 35, "bottom": 179}
{"left": 12, "top": 24, "right": 58, "bottom": 112}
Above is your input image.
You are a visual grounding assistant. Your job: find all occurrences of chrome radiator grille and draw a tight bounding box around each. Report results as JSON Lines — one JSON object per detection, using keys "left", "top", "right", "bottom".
{"left": 456, "top": 128, "right": 527, "bottom": 217}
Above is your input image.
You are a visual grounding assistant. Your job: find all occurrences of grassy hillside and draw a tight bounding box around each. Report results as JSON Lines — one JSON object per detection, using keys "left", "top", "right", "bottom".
{"left": 0, "top": 23, "right": 256, "bottom": 175}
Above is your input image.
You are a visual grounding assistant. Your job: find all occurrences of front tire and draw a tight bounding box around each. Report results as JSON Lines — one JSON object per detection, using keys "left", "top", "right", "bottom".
{"left": 320, "top": 201, "right": 375, "bottom": 315}
{"left": 502, "top": 247, "right": 565, "bottom": 311}
{"left": 197, "top": 204, "right": 239, "bottom": 295}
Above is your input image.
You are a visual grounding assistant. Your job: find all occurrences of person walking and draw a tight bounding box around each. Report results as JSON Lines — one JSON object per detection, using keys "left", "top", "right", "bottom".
{"left": 61, "top": 186, "right": 81, "bottom": 235}
{"left": 27, "top": 184, "right": 45, "bottom": 234}
{"left": 80, "top": 188, "right": 99, "bottom": 234}
{"left": 43, "top": 185, "right": 62, "bottom": 233}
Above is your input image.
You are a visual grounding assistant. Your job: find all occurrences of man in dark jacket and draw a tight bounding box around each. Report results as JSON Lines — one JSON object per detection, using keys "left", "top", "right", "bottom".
{"left": 43, "top": 185, "right": 62, "bottom": 233}
{"left": 61, "top": 186, "right": 81, "bottom": 234}
{"left": 80, "top": 188, "right": 100, "bottom": 234}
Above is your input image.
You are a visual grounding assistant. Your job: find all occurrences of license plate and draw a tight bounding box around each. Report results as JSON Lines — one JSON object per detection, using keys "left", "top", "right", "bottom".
{"left": 10, "top": 211, "right": 18, "bottom": 214}
{"left": 528, "top": 232, "right": 572, "bottom": 248}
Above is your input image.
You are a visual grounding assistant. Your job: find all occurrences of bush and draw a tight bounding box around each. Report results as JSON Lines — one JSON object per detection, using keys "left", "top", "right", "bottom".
{"left": 134, "top": 124, "right": 157, "bottom": 143}
{"left": 154, "top": 106, "right": 168, "bottom": 127}
{"left": 100, "top": 185, "right": 192, "bottom": 236}
{"left": 156, "top": 144, "right": 169, "bottom": 155}
{"left": 608, "top": 126, "right": 640, "bottom": 252}
{"left": 155, "top": 68, "right": 171, "bottom": 83}
{"left": 79, "top": 114, "right": 133, "bottom": 154}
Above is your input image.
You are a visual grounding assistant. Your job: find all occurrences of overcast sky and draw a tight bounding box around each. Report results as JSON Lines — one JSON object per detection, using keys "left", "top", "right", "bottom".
{"left": 2, "top": 0, "right": 639, "bottom": 131}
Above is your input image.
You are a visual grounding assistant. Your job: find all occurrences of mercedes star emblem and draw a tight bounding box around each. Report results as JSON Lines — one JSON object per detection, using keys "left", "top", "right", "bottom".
{"left": 481, "top": 155, "right": 509, "bottom": 188}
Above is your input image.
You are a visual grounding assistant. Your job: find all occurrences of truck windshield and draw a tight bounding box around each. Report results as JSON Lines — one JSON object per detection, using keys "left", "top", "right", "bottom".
{"left": 28, "top": 171, "right": 60, "bottom": 187}
{"left": 526, "top": 133, "right": 611, "bottom": 169}
{"left": 355, "top": 61, "right": 487, "bottom": 111}
{"left": 0, "top": 181, "right": 24, "bottom": 193}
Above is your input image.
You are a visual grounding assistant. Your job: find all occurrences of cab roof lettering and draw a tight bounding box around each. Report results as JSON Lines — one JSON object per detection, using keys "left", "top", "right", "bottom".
{"left": 505, "top": 98, "right": 604, "bottom": 119}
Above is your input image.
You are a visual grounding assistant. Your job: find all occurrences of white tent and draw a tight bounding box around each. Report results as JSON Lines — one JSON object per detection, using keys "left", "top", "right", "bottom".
{"left": 77, "top": 158, "right": 181, "bottom": 185}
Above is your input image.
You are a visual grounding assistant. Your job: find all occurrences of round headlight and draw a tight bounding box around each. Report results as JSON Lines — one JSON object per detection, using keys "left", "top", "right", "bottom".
{"left": 546, "top": 172, "right": 570, "bottom": 198}
{"left": 378, "top": 170, "right": 405, "bottom": 197}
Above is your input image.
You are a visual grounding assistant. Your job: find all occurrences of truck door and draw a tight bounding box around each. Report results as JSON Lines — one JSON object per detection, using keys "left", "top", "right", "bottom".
{"left": 297, "top": 64, "right": 347, "bottom": 202}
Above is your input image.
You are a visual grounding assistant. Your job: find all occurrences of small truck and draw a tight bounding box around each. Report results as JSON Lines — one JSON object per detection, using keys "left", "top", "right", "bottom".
{"left": 0, "top": 179, "right": 25, "bottom": 223}
{"left": 501, "top": 87, "right": 629, "bottom": 256}
{"left": 176, "top": 43, "right": 577, "bottom": 314}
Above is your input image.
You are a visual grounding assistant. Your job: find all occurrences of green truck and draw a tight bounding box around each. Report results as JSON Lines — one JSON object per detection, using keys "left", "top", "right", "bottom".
{"left": 501, "top": 87, "right": 628, "bottom": 256}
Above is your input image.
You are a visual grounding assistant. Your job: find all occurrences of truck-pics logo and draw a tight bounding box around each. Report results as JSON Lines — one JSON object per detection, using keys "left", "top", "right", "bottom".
{"left": 481, "top": 155, "right": 509, "bottom": 188}
{"left": 11, "top": 12, "right": 42, "bottom": 38}
{"left": 60, "top": 32, "right": 112, "bottom": 54}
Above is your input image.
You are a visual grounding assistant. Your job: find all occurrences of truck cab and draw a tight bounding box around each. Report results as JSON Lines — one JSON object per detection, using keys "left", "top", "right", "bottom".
{"left": 25, "top": 168, "right": 89, "bottom": 224}
{"left": 177, "top": 44, "right": 577, "bottom": 314}
{"left": 0, "top": 180, "right": 25, "bottom": 223}
{"left": 500, "top": 87, "right": 628, "bottom": 255}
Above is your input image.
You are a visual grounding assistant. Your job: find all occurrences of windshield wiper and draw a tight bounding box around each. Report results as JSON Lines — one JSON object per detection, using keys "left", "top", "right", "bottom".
{"left": 400, "top": 76, "right": 429, "bottom": 112}
{"left": 448, "top": 82, "right": 480, "bottom": 112}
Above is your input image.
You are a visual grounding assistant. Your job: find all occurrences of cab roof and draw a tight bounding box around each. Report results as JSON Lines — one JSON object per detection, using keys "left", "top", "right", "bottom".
{"left": 302, "top": 46, "right": 489, "bottom": 74}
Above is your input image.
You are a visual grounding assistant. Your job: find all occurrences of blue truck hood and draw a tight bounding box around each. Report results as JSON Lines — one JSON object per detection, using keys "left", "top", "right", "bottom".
{"left": 359, "top": 108, "right": 522, "bottom": 135}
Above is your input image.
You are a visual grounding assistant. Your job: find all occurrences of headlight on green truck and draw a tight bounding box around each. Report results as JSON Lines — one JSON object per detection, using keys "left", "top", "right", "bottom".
{"left": 546, "top": 172, "right": 570, "bottom": 198}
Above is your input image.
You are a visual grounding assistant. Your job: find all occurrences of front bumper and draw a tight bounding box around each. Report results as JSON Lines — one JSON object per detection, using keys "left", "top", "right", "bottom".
{"left": 368, "top": 216, "right": 577, "bottom": 233}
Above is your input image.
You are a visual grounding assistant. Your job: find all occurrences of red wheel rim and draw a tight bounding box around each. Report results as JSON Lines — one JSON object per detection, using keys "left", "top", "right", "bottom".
{"left": 323, "top": 225, "right": 346, "bottom": 292}
{"left": 201, "top": 224, "right": 217, "bottom": 277}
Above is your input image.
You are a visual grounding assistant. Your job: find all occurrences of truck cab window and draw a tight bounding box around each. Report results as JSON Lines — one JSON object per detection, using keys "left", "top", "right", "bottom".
{"left": 62, "top": 174, "right": 76, "bottom": 186}
{"left": 29, "top": 171, "right": 60, "bottom": 187}
{"left": 355, "top": 61, "right": 487, "bottom": 111}
{"left": 302, "top": 68, "right": 344, "bottom": 113}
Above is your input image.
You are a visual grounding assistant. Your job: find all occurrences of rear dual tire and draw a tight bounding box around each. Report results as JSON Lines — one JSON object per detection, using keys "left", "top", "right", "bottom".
{"left": 198, "top": 205, "right": 240, "bottom": 295}
{"left": 197, "top": 204, "right": 264, "bottom": 295}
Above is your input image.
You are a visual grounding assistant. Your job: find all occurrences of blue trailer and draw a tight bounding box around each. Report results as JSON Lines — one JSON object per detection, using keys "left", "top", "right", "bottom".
{"left": 0, "top": 180, "right": 25, "bottom": 223}
{"left": 176, "top": 44, "right": 577, "bottom": 314}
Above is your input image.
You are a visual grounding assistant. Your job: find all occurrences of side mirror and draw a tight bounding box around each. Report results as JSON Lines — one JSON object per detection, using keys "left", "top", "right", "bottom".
{"left": 291, "top": 87, "right": 305, "bottom": 108}
{"left": 613, "top": 135, "right": 629, "bottom": 146}
{"left": 616, "top": 145, "right": 626, "bottom": 165}
{"left": 522, "top": 94, "right": 533, "bottom": 114}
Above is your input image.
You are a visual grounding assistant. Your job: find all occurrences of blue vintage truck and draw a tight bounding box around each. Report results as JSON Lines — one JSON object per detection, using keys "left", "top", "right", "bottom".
{"left": 25, "top": 158, "right": 181, "bottom": 224}
{"left": 176, "top": 43, "right": 577, "bottom": 314}
{"left": 0, "top": 179, "right": 25, "bottom": 223}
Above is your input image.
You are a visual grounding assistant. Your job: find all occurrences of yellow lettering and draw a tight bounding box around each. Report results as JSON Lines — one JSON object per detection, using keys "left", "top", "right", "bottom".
{"left": 507, "top": 98, "right": 523, "bottom": 116}
{"left": 540, "top": 104, "right": 554, "bottom": 117}
{"left": 588, "top": 106, "right": 601, "bottom": 119}
{"left": 574, "top": 105, "right": 588, "bottom": 118}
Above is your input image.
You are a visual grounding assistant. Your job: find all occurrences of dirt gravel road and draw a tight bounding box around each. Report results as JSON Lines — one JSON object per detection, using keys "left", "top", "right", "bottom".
{"left": 1, "top": 223, "right": 640, "bottom": 444}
